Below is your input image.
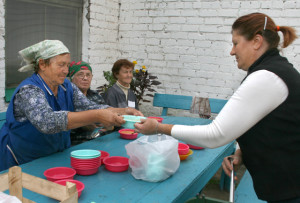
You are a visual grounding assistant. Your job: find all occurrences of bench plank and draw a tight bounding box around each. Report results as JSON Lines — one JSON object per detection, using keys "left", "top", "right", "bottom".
{"left": 153, "top": 93, "right": 227, "bottom": 116}
{"left": 235, "top": 170, "right": 266, "bottom": 203}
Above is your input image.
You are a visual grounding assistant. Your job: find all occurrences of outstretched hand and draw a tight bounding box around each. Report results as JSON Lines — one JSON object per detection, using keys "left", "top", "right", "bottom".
{"left": 98, "top": 109, "right": 125, "bottom": 128}
{"left": 126, "top": 107, "right": 144, "bottom": 116}
{"left": 134, "top": 118, "right": 158, "bottom": 135}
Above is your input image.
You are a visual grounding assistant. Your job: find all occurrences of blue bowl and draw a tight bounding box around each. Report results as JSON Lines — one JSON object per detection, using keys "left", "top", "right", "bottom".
{"left": 122, "top": 115, "right": 146, "bottom": 129}
{"left": 70, "top": 149, "right": 101, "bottom": 159}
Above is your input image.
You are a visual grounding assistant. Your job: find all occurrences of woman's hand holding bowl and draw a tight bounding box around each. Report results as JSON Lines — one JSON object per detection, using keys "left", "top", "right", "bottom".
{"left": 134, "top": 118, "right": 158, "bottom": 135}
{"left": 98, "top": 109, "right": 125, "bottom": 128}
{"left": 126, "top": 107, "right": 144, "bottom": 117}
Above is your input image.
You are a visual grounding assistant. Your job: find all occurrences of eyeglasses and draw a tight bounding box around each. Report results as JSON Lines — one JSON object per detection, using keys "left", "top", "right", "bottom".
{"left": 75, "top": 73, "right": 93, "bottom": 79}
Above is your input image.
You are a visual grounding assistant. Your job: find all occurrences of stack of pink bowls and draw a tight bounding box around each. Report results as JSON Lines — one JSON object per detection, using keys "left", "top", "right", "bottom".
{"left": 70, "top": 149, "right": 101, "bottom": 175}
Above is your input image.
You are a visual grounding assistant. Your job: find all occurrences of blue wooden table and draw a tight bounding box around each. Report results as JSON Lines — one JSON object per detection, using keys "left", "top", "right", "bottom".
{"left": 14, "top": 116, "right": 235, "bottom": 203}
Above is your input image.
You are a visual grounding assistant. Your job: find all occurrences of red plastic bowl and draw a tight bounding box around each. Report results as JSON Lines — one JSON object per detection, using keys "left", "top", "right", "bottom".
{"left": 187, "top": 144, "right": 204, "bottom": 150}
{"left": 44, "top": 167, "right": 76, "bottom": 182}
{"left": 72, "top": 166, "right": 99, "bottom": 176}
{"left": 103, "top": 156, "right": 129, "bottom": 172}
{"left": 71, "top": 157, "right": 101, "bottom": 164}
{"left": 99, "top": 150, "right": 110, "bottom": 165}
{"left": 118, "top": 129, "right": 138, "bottom": 140}
{"left": 178, "top": 143, "right": 190, "bottom": 155}
{"left": 70, "top": 156, "right": 101, "bottom": 163}
{"left": 71, "top": 162, "right": 101, "bottom": 169}
{"left": 148, "top": 116, "right": 164, "bottom": 123}
{"left": 54, "top": 179, "right": 85, "bottom": 197}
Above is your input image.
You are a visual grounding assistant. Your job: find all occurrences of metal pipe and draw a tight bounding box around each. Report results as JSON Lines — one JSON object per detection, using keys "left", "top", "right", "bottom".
{"left": 229, "top": 157, "right": 235, "bottom": 203}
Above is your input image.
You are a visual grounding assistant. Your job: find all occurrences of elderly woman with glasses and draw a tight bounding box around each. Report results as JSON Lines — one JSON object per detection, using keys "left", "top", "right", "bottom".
{"left": 68, "top": 61, "right": 110, "bottom": 145}
{"left": 0, "top": 40, "right": 142, "bottom": 172}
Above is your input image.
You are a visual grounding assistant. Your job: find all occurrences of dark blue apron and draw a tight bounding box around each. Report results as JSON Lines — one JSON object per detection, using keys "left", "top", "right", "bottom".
{"left": 0, "top": 73, "right": 74, "bottom": 171}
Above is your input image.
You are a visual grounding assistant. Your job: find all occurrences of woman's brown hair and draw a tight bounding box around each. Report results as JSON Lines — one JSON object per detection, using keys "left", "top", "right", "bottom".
{"left": 232, "top": 12, "right": 298, "bottom": 49}
{"left": 34, "top": 58, "right": 51, "bottom": 73}
{"left": 112, "top": 59, "right": 134, "bottom": 79}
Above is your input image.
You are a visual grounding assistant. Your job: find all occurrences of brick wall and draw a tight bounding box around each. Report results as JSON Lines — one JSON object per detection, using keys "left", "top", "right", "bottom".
{"left": 115, "top": 0, "right": 300, "bottom": 116}
{"left": 86, "top": 0, "right": 121, "bottom": 90}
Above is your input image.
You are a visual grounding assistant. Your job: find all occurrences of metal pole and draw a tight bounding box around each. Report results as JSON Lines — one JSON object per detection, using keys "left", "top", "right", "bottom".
{"left": 229, "top": 157, "right": 235, "bottom": 203}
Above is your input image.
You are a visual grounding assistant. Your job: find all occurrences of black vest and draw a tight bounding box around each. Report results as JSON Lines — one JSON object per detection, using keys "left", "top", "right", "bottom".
{"left": 237, "top": 49, "right": 300, "bottom": 201}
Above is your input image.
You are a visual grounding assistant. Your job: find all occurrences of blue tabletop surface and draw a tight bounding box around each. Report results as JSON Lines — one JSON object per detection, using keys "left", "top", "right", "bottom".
{"left": 12, "top": 116, "right": 235, "bottom": 203}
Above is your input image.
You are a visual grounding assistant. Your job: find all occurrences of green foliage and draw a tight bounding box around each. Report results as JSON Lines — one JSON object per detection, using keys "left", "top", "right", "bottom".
{"left": 97, "top": 71, "right": 116, "bottom": 93}
{"left": 97, "top": 63, "right": 161, "bottom": 105}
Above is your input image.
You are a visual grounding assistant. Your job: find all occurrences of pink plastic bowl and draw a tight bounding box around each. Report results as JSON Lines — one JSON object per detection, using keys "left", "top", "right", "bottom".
{"left": 148, "top": 116, "right": 164, "bottom": 123}
{"left": 178, "top": 143, "right": 190, "bottom": 155}
{"left": 72, "top": 166, "right": 99, "bottom": 176}
{"left": 103, "top": 156, "right": 129, "bottom": 172}
{"left": 70, "top": 156, "right": 101, "bottom": 162}
{"left": 187, "top": 144, "right": 204, "bottom": 150}
{"left": 118, "top": 129, "right": 138, "bottom": 140}
{"left": 71, "top": 162, "right": 101, "bottom": 169}
{"left": 54, "top": 179, "right": 85, "bottom": 197}
{"left": 44, "top": 167, "right": 76, "bottom": 182}
{"left": 99, "top": 150, "right": 110, "bottom": 165}
{"left": 71, "top": 157, "right": 101, "bottom": 165}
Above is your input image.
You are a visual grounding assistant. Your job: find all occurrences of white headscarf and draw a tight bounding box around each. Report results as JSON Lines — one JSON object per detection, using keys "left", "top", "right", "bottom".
{"left": 18, "top": 40, "right": 70, "bottom": 72}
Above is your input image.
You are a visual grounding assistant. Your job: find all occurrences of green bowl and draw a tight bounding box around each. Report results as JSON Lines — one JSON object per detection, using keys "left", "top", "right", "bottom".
{"left": 122, "top": 115, "right": 146, "bottom": 129}
{"left": 70, "top": 149, "right": 101, "bottom": 159}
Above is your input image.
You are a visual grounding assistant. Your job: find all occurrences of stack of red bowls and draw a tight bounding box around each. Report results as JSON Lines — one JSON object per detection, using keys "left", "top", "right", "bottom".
{"left": 70, "top": 149, "right": 101, "bottom": 175}
{"left": 178, "top": 143, "right": 193, "bottom": 161}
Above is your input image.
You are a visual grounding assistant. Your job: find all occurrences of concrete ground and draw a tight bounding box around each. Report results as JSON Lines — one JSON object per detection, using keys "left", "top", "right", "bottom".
{"left": 200, "top": 165, "right": 247, "bottom": 201}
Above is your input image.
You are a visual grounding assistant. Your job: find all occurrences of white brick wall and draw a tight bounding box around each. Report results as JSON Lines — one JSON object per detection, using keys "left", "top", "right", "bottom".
{"left": 86, "top": 0, "right": 121, "bottom": 90}
{"left": 116, "top": 0, "right": 300, "bottom": 116}
{"left": 1, "top": 0, "right": 300, "bottom": 117}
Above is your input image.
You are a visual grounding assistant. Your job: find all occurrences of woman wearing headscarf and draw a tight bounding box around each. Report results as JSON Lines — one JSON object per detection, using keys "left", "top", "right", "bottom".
{"left": 68, "top": 61, "right": 110, "bottom": 145}
{"left": 135, "top": 13, "right": 300, "bottom": 202}
{"left": 0, "top": 40, "right": 142, "bottom": 171}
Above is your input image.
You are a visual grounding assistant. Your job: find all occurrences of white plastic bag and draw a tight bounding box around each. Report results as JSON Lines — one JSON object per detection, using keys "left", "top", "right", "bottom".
{"left": 0, "top": 192, "right": 22, "bottom": 203}
{"left": 125, "top": 134, "right": 180, "bottom": 182}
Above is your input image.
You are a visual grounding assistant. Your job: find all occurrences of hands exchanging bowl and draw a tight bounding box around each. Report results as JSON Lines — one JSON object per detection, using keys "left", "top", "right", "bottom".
{"left": 97, "top": 109, "right": 125, "bottom": 128}
{"left": 125, "top": 107, "right": 144, "bottom": 117}
{"left": 134, "top": 117, "right": 174, "bottom": 136}
{"left": 134, "top": 118, "right": 158, "bottom": 135}
{"left": 101, "top": 107, "right": 144, "bottom": 129}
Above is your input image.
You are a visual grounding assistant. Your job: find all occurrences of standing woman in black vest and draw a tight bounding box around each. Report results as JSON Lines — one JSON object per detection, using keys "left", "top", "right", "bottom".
{"left": 135, "top": 13, "right": 300, "bottom": 203}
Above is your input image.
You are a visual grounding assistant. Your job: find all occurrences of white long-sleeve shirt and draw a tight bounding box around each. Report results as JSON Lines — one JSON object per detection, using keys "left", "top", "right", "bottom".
{"left": 171, "top": 70, "right": 288, "bottom": 148}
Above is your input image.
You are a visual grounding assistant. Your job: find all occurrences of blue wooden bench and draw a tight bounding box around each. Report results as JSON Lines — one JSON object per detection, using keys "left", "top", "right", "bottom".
{"left": 235, "top": 170, "right": 266, "bottom": 203}
{"left": 153, "top": 93, "right": 228, "bottom": 116}
{"left": 0, "top": 111, "right": 6, "bottom": 128}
